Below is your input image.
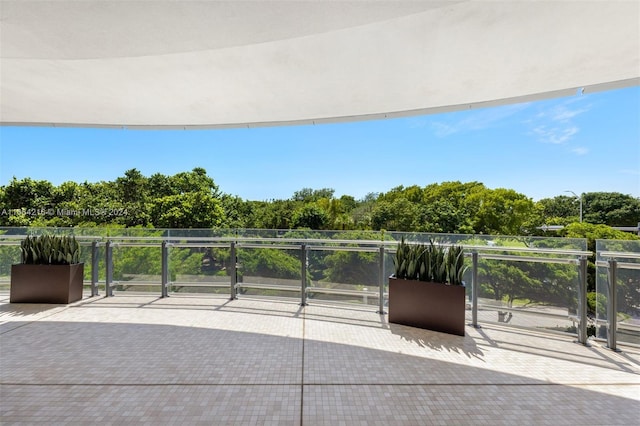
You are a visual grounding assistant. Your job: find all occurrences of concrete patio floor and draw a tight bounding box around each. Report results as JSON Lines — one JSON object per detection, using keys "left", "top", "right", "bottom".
{"left": 1, "top": 292, "right": 639, "bottom": 425}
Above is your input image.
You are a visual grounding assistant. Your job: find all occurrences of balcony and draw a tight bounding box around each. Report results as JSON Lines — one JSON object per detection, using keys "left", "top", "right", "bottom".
{"left": 1, "top": 228, "right": 639, "bottom": 424}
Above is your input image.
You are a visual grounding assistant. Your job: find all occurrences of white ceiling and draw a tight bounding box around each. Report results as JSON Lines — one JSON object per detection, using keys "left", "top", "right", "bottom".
{"left": 1, "top": 0, "right": 639, "bottom": 129}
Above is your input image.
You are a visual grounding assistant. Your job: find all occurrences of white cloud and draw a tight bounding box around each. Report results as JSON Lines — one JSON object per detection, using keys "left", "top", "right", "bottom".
{"left": 428, "top": 102, "right": 531, "bottom": 138}
{"left": 552, "top": 106, "right": 589, "bottom": 122}
{"left": 526, "top": 97, "right": 590, "bottom": 145}
{"left": 571, "top": 146, "right": 589, "bottom": 155}
{"left": 430, "top": 121, "right": 458, "bottom": 137}
{"left": 549, "top": 101, "right": 591, "bottom": 122}
{"left": 532, "top": 125, "right": 579, "bottom": 144}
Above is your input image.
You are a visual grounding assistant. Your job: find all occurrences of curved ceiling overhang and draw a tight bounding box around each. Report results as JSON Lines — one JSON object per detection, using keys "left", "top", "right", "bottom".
{"left": 1, "top": 0, "right": 639, "bottom": 129}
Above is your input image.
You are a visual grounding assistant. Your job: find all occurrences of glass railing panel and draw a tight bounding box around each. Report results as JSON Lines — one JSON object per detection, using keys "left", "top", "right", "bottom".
{"left": 235, "top": 245, "right": 302, "bottom": 298}
{"left": 306, "top": 246, "right": 381, "bottom": 306}
{"left": 475, "top": 257, "right": 580, "bottom": 335}
{"left": 596, "top": 239, "right": 640, "bottom": 347}
{"left": 168, "top": 245, "right": 231, "bottom": 295}
{"left": 111, "top": 243, "right": 162, "bottom": 294}
{"left": 106, "top": 232, "right": 165, "bottom": 294}
{"left": 78, "top": 241, "right": 95, "bottom": 291}
{"left": 0, "top": 240, "right": 20, "bottom": 289}
{"left": 92, "top": 243, "right": 107, "bottom": 294}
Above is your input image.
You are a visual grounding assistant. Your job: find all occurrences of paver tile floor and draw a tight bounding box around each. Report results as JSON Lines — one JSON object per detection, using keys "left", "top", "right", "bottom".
{"left": 1, "top": 293, "right": 638, "bottom": 425}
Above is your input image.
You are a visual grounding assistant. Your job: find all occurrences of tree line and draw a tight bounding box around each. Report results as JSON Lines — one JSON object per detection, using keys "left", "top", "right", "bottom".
{"left": 0, "top": 167, "right": 638, "bottom": 238}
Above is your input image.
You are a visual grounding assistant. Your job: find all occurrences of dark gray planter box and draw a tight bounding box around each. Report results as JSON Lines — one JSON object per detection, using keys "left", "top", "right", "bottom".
{"left": 388, "top": 277, "right": 466, "bottom": 336}
{"left": 10, "top": 263, "right": 85, "bottom": 304}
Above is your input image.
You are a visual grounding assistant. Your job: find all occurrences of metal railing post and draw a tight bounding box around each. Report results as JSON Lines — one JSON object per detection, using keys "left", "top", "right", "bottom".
{"left": 105, "top": 240, "right": 113, "bottom": 297}
{"left": 300, "top": 244, "right": 307, "bottom": 306}
{"left": 377, "top": 246, "right": 386, "bottom": 314}
{"left": 578, "top": 256, "right": 588, "bottom": 344}
{"left": 471, "top": 251, "right": 479, "bottom": 328}
{"left": 161, "top": 241, "right": 169, "bottom": 298}
{"left": 91, "top": 241, "right": 99, "bottom": 297}
{"left": 230, "top": 242, "right": 237, "bottom": 300}
{"left": 607, "top": 259, "right": 618, "bottom": 351}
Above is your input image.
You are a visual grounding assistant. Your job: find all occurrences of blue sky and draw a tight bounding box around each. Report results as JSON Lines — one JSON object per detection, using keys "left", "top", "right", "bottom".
{"left": 1, "top": 86, "right": 638, "bottom": 202}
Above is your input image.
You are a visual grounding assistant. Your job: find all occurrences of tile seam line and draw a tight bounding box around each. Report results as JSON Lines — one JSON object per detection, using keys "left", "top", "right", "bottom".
{"left": 1, "top": 382, "right": 638, "bottom": 387}
{"left": 0, "top": 383, "right": 301, "bottom": 386}
{"left": 303, "top": 382, "right": 640, "bottom": 387}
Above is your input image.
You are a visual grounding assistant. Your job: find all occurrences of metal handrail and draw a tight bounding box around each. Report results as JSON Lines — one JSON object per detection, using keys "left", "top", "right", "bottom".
{"left": 166, "top": 243, "right": 230, "bottom": 248}
{"left": 599, "top": 251, "right": 640, "bottom": 260}
{"left": 0, "top": 234, "right": 591, "bottom": 255}
{"left": 307, "top": 245, "right": 381, "bottom": 253}
{"left": 110, "top": 242, "right": 163, "bottom": 248}
{"left": 236, "top": 243, "right": 301, "bottom": 250}
{"left": 596, "top": 260, "right": 640, "bottom": 270}
{"left": 479, "top": 254, "right": 578, "bottom": 265}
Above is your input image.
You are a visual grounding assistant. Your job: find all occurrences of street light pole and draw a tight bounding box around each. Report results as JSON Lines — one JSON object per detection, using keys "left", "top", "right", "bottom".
{"left": 564, "top": 190, "right": 583, "bottom": 222}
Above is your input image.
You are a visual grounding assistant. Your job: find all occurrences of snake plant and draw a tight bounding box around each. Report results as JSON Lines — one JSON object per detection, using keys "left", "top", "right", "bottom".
{"left": 20, "top": 234, "right": 81, "bottom": 265}
{"left": 393, "top": 238, "right": 466, "bottom": 285}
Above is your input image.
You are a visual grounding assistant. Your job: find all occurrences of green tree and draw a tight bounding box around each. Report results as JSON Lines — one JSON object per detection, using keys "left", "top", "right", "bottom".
{"left": 350, "top": 193, "right": 378, "bottom": 230}
{"left": 538, "top": 192, "right": 640, "bottom": 227}
{"left": 292, "top": 188, "right": 335, "bottom": 203}
{"left": 116, "top": 169, "right": 148, "bottom": 203}
{"left": 537, "top": 195, "right": 578, "bottom": 222}
{"left": 148, "top": 172, "right": 173, "bottom": 199}
{"left": 582, "top": 192, "right": 640, "bottom": 226}
{"left": 115, "top": 169, "right": 151, "bottom": 226}
{"left": 0, "top": 177, "right": 55, "bottom": 226}
{"left": 467, "top": 188, "right": 535, "bottom": 235}
{"left": 371, "top": 198, "right": 418, "bottom": 231}
{"left": 220, "top": 195, "right": 251, "bottom": 228}
{"left": 250, "top": 200, "right": 298, "bottom": 229}
{"left": 292, "top": 204, "right": 329, "bottom": 229}
{"left": 2, "top": 177, "right": 54, "bottom": 210}
{"left": 170, "top": 167, "right": 221, "bottom": 197}
{"left": 150, "top": 192, "right": 224, "bottom": 228}
{"left": 316, "top": 196, "right": 357, "bottom": 230}
{"left": 415, "top": 200, "right": 473, "bottom": 233}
